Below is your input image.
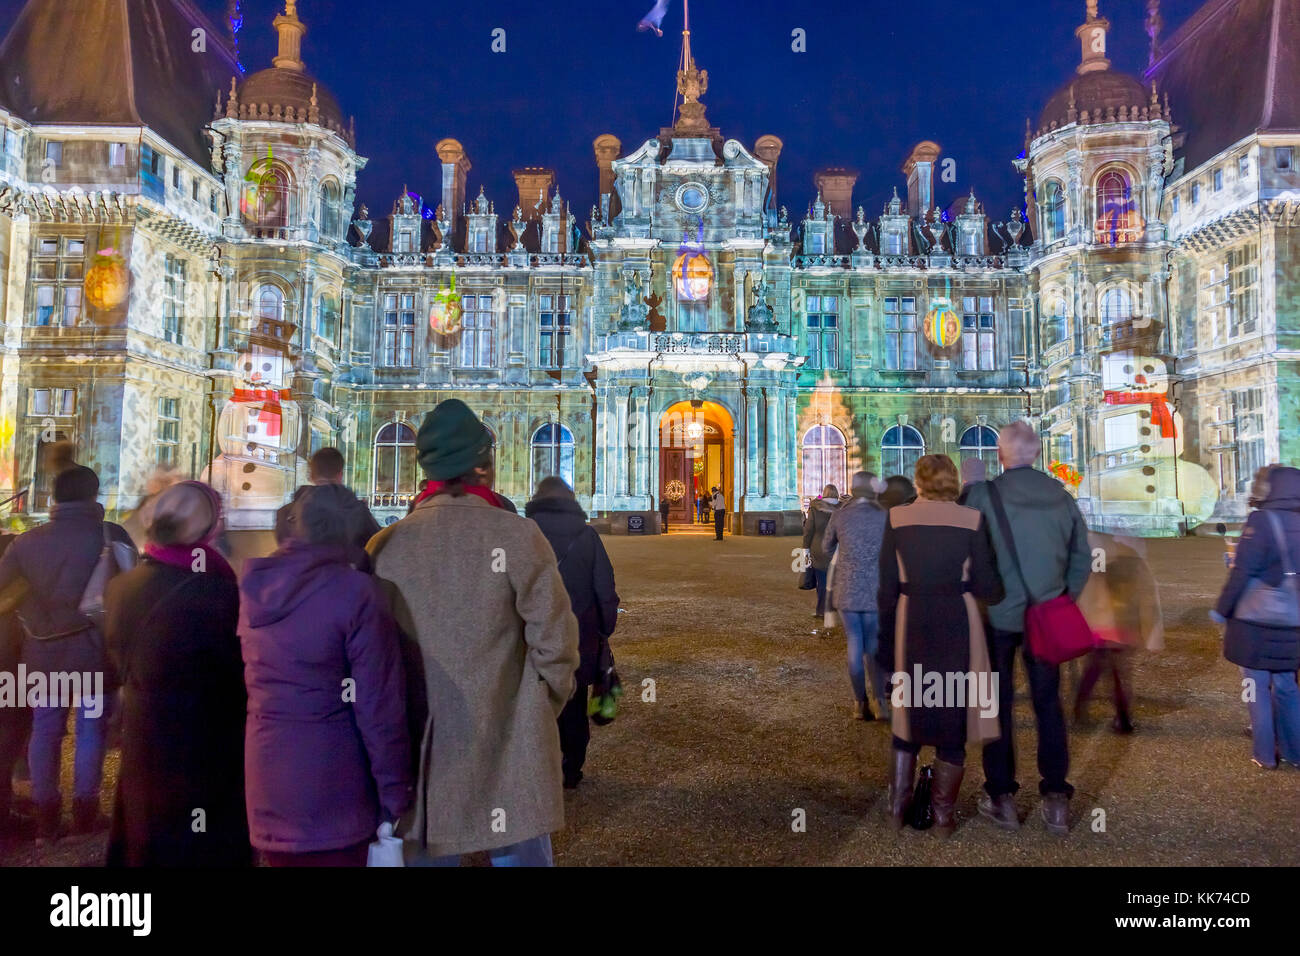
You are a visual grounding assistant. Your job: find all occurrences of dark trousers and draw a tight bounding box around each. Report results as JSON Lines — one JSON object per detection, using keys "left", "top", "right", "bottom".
{"left": 558, "top": 683, "right": 590, "bottom": 781}
{"left": 1076, "top": 646, "right": 1132, "bottom": 722}
{"left": 982, "top": 628, "right": 1074, "bottom": 798}
{"left": 714, "top": 509, "right": 725, "bottom": 539}
{"left": 0, "top": 615, "right": 30, "bottom": 819}
{"left": 660, "top": 510, "right": 669, "bottom": 533}
{"left": 262, "top": 838, "right": 370, "bottom": 868}
{"left": 813, "top": 567, "right": 829, "bottom": 616}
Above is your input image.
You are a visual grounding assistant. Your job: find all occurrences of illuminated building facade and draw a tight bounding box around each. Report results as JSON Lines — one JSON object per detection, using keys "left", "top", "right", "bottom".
{"left": 0, "top": 0, "right": 1294, "bottom": 535}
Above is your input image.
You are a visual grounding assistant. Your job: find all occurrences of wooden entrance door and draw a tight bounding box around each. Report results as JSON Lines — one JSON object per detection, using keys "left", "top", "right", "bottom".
{"left": 660, "top": 448, "right": 692, "bottom": 523}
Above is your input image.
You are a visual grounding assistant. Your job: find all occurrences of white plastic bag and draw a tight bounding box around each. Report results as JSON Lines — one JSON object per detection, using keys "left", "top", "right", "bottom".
{"left": 367, "top": 821, "right": 405, "bottom": 868}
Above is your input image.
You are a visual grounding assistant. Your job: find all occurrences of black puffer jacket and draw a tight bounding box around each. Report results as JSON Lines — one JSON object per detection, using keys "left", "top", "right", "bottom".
{"left": 524, "top": 495, "right": 620, "bottom": 685}
{"left": 1218, "top": 466, "right": 1300, "bottom": 671}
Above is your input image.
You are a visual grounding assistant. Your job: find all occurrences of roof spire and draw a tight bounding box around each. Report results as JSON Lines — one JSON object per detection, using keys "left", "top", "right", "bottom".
{"left": 673, "top": 0, "right": 710, "bottom": 134}
{"left": 272, "top": 0, "right": 307, "bottom": 72}
{"left": 1076, "top": 0, "right": 1111, "bottom": 75}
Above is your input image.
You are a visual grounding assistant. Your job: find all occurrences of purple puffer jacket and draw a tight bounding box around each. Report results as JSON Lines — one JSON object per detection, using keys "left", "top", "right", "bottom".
{"left": 239, "top": 542, "right": 412, "bottom": 854}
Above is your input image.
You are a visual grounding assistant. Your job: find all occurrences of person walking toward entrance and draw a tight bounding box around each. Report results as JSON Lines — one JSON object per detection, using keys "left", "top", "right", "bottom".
{"left": 711, "top": 487, "right": 725, "bottom": 540}
{"left": 695, "top": 493, "right": 705, "bottom": 525}
{"left": 803, "top": 485, "right": 841, "bottom": 617}
{"left": 659, "top": 494, "right": 670, "bottom": 534}
{"left": 960, "top": 421, "right": 1091, "bottom": 835}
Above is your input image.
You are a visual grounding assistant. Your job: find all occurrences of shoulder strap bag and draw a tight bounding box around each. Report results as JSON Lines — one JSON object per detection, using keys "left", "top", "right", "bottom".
{"left": 1232, "top": 511, "right": 1300, "bottom": 628}
{"left": 77, "top": 523, "right": 139, "bottom": 630}
{"left": 987, "top": 482, "right": 1097, "bottom": 666}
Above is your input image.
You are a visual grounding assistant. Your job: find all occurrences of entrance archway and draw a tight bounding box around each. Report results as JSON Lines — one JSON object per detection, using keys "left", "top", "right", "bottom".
{"left": 659, "top": 400, "right": 734, "bottom": 528}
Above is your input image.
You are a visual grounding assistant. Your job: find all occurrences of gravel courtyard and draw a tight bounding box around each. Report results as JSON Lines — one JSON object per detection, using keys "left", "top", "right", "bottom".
{"left": 4, "top": 530, "right": 1296, "bottom": 867}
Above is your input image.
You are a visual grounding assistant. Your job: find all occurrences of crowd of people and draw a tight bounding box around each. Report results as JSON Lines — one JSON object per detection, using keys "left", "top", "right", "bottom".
{"left": 0, "top": 399, "right": 620, "bottom": 866}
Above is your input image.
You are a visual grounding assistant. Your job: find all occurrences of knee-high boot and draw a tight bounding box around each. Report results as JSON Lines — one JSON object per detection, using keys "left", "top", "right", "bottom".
{"left": 887, "top": 748, "right": 916, "bottom": 830}
{"left": 931, "top": 759, "right": 964, "bottom": 838}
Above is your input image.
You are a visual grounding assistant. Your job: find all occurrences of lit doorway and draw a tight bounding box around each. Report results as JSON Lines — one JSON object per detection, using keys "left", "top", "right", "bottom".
{"left": 659, "top": 400, "right": 733, "bottom": 528}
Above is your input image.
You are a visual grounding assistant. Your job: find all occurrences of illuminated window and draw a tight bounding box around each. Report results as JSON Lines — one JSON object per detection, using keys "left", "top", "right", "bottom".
{"left": 373, "top": 422, "right": 418, "bottom": 498}
{"left": 382, "top": 293, "right": 416, "bottom": 367}
{"left": 883, "top": 297, "right": 918, "bottom": 370}
{"left": 539, "top": 294, "right": 572, "bottom": 368}
{"left": 801, "top": 425, "right": 846, "bottom": 499}
{"left": 1094, "top": 168, "right": 1142, "bottom": 244}
{"left": 805, "top": 295, "right": 838, "bottom": 370}
{"left": 1275, "top": 147, "right": 1294, "bottom": 170}
{"left": 1043, "top": 181, "right": 1066, "bottom": 242}
{"left": 30, "top": 237, "right": 85, "bottom": 326}
{"left": 1234, "top": 388, "right": 1266, "bottom": 494}
{"left": 156, "top": 397, "right": 180, "bottom": 465}
{"left": 1227, "top": 243, "right": 1260, "bottom": 338}
{"left": 1101, "top": 287, "right": 1132, "bottom": 326}
{"left": 108, "top": 143, "right": 126, "bottom": 167}
{"left": 961, "top": 296, "right": 995, "bottom": 370}
{"left": 531, "top": 423, "right": 575, "bottom": 488}
{"left": 163, "top": 256, "right": 186, "bottom": 345}
{"left": 881, "top": 424, "right": 925, "bottom": 477}
{"left": 1043, "top": 297, "right": 1068, "bottom": 348}
{"left": 959, "top": 425, "right": 1000, "bottom": 476}
{"left": 460, "top": 295, "right": 496, "bottom": 368}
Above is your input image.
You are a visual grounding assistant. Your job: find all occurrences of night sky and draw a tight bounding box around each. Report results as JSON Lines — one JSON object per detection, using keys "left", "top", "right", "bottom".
{"left": 8, "top": 0, "right": 1206, "bottom": 226}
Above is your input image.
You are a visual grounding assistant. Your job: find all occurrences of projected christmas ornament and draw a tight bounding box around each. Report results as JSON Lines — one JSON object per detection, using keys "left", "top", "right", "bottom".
{"left": 240, "top": 147, "right": 281, "bottom": 225}
{"left": 429, "top": 273, "right": 463, "bottom": 334}
{"left": 923, "top": 298, "right": 961, "bottom": 348}
{"left": 84, "top": 246, "right": 129, "bottom": 317}
{"left": 672, "top": 220, "right": 713, "bottom": 301}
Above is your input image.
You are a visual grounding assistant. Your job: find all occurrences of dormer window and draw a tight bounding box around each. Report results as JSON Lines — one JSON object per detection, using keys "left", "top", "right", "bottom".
{"left": 806, "top": 231, "right": 826, "bottom": 255}
{"left": 1276, "top": 147, "right": 1294, "bottom": 170}
{"left": 397, "top": 230, "right": 414, "bottom": 254}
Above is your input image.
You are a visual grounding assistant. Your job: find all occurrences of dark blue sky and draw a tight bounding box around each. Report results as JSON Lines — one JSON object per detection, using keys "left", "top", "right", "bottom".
{"left": 14, "top": 0, "right": 1208, "bottom": 225}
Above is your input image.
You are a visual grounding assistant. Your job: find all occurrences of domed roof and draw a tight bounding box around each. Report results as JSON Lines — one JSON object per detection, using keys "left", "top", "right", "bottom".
{"left": 238, "top": 66, "right": 346, "bottom": 137}
{"left": 1038, "top": 68, "right": 1149, "bottom": 132}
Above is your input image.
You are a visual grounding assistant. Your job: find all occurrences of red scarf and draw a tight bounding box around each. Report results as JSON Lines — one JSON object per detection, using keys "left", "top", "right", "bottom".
{"left": 1103, "top": 391, "right": 1177, "bottom": 439}
{"left": 144, "top": 543, "right": 237, "bottom": 581}
{"left": 411, "top": 481, "right": 504, "bottom": 510}
{"left": 232, "top": 388, "right": 292, "bottom": 437}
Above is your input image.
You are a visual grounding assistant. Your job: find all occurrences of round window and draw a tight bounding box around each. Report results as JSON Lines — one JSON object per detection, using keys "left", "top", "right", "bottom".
{"left": 677, "top": 183, "right": 708, "bottom": 212}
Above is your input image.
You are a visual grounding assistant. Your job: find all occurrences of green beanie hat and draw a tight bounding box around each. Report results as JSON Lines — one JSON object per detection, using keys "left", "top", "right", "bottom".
{"left": 416, "top": 399, "right": 492, "bottom": 480}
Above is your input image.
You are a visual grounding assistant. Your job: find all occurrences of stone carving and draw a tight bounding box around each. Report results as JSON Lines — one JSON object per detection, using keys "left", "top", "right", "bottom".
{"left": 851, "top": 206, "right": 869, "bottom": 251}
{"left": 1007, "top": 208, "right": 1026, "bottom": 246}
{"left": 745, "top": 277, "right": 777, "bottom": 332}
{"left": 618, "top": 270, "right": 650, "bottom": 330}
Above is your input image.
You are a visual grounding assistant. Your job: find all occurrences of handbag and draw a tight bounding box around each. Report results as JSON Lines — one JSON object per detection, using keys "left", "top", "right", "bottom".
{"left": 366, "top": 821, "right": 406, "bottom": 868}
{"left": 1233, "top": 511, "right": 1300, "bottom": 628}
{"left": 907, "top": 765, "right": 934, "bottom": 830}
{"left": 987, "top": 482, "right": 1097, "bottom": 666}
{"left": 78, "top": 523, "right": 138, "bottom": 629}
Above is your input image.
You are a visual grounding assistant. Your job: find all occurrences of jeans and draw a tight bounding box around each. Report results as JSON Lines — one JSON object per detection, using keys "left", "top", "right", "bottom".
{"left": 813, "top": 567, "right": 828, "bottom": 616}
{"left": 841, "top": 611, "right": 889, "bottom": 714}
{"left": 982, "top": 628, "right": 1073, "bottom": 798}
{"left": 1241, "top": 667, "right": 1300, "bottom": 767}
{"left": 416, "top": 834, "right": 554, "bottom": 868}
{"left": 28, "top": 691, "right": 111, "bottom": 806}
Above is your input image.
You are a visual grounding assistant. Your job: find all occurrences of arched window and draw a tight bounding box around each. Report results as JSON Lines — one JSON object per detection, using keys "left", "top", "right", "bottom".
{"left": 531, "top": 423, "right": 575, "bottom": 489}
{"left": 316, "top": 293, "right": 339, "bottom": 344}
{"left": 1094, "top": 167, "right": 1142, "bottom": 245}
{"left": 244, "top": 161, "right": 291, "bottom": 230}
{"left": 373, "top": 422, "right": 417, "bottom": 504}
{"left": 256, "top": 285, "right": 283, "bottom": 322}
{"left": 318, "top": 180, "right": 341, "bottom": 239}
{"left": 881, "top": 424, "right": 925, "bottom": 478}
{"left": 801, "top": 425, "right": 847, "bottom": 499}
{"left": 1043, "top": 181, "right": 1066, "bottom": 243}
{"left": 959, "top": 425, "right": 1001, "bottom": 477}
{"left": 1044, "top": 297, "right": 1068, "bottom": 348}
{"left": 1100, "top": 286, "right": 1132, "bottom": 326}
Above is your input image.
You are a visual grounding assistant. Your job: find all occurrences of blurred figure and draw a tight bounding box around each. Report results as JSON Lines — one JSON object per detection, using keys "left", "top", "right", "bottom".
{"left": 104, "top": 481, "right": 250, "bottom": 866}
{"left": 879, "top": 475, "right": 917, "bottom": 511}
{"left": 0, "top": 532, "right": 30, "bottom": 841}
{"left": 525, "top": 477, "right": 620, "bottom": 789}
{"left": 0, "top": 466, "right": 134, "bottom": 845}
{"left": 275, "top": 448, "right": 380, "bottom": 565}
{"left": 877, "top": 456, "right": 1003, "bottom": 837}
{"left": 710, "top": 486, "right": 726, "bottom": 541}
{"left": 696, "top": 492, "right": 705, "bottom": 525}
{"left": 369, "top": 399, "right": 577, "bottom": 867}
{"left": 962, "top": 421, "right": 1092, "bottom": 835}
{"left": 241, "top": 485, "right": 411, "bottom": 866}
{"left": 823, "top": 472, "right": 889, "bottom": 721}
{"left": 1075, "top": 533, "right": 1164, "bottom": 733}
{"left": 802, "top": 484, "right": 841, "bottom": 617}
{"left": 1215, "top": 465, "right": 1300, "bottom": 769}
{"left": 120, "top": 464, "right": 182, "bottom": 550}
{"left": 956, "top": 458, "right": 987, "bottom": 506}
{"left": 659, "top": 493, "right": 670, "bottom": 534}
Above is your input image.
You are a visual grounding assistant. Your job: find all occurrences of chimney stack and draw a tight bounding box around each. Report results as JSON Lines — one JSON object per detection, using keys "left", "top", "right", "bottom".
{"left": 435, "top": 138, "right": 471, "bottom": 219}
{"left": 513, "top": 167, "right": 556, "bottom": 221}
{"left": 753, "top": 134, "right": 784, "bottom": 209}
{"left": 814, "top": 168, "right": 858, "bottom": 220}
{"left": 592, "top": 135, "right": 622, "bottom": 198}
{"left": 902, "top": 141, "right": 941, "bottom": 218}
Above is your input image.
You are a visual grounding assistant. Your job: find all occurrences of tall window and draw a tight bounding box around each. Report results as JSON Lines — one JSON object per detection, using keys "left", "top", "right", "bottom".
{"left": 1094, "top": 167, "right": 1141, "bottom": 245}
{"left": 156, "top": 397, "right": 180, "bottom": 465}
{"left": 1100, "top": 287, "right": 1132, "bottom": 326}
{"left": 317, "top": 294, "right": 339, "bottom": 344}
{"left": 1043, "top": 181, "right": 1066, "bottom": 242}
{"left": 531, "top": 423, "right": 575, "bottom": 488}
{"left": 883, "top": 296, "right": 918, "bottom": 370}
{"left": 460, "top": 294, "right": 495, "bottom": 368}
{"left": 318, "top": 180, "right": 341, "bottom": 239}
{"left": 373, "top": 422, "right": 417, "bottom": 500}
{"left": 961, "top": 296, "right": 995, "bottom": 370}
{"left": 881, "top": 424, "right": 925, "bottom": 477}
{"left": 246, "top": 161, "right": 289, "bottom": 229}
{"left": 31, "top": 237, "right": 85, "bottom": 327}
{"left": 140, "top": 144, "right": 164, "bottom": 202}
{"left": 1043, "top": 297, "right": 1068, "bottom": 348}
{"left": 1227, "top": 243, "right": 1260, "bottom": 338}
{"left": 801, "top": 425, "right": 847, "bottom": 498}
{"left": 1234, "top": 388, "right": 1266, "bottom": 494}
{"left": 163, "top": 256, "right": 186, "bottom": 345}
{"left": 382, "top": 293, "right": 416, "bottom": 367}
{"left": 959, "top": 425, "right": 1000, "bottom": 476}
{"left": 805, "top": 295, "right": 839, "bottom": 370}
{"left": 539, "top": 294, "right": 572, "bottom": 368}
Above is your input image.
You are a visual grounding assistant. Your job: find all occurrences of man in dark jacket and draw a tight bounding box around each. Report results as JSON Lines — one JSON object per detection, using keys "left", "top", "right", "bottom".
{"left": 659, "top": 494, "right": 670, "bottom": 534}
{"left": 275, "top": 448, "right": 381, "bottom": 566}
{"left": 710, "top": 487, "right": 726, "bottom": 540}
{"left": 961, "top": 422, "right": 1091, "bottom": 835}
{"left": 525, "top": 477, "right": 620, "bottom": 789}
{"left": 0, "top": 466, "right": 136, "bottom": 843}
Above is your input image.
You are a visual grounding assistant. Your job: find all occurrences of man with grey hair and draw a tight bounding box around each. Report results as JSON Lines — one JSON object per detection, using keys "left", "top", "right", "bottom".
{"left": 961, "top": 420, "right": 1091, "bottom": 835}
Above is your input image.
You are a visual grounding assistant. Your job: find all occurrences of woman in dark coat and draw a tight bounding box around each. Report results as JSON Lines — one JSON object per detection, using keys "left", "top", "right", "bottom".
{"left": 525, "top": 476, "right": 620, "bottom": 789}
{"left": 802, "top": 484, "right": 841, "bottom": 617}
{"left": 104, "top": 481, "right": 251, "bottom": 867}
{"left": 241, "top": 485, "right": 412, "bottom": 866}
{"left": 877, "top": 455, "right": 1003, "bottom": 837}
{"left": 1214, "top": 465, "right": 1300, "bottom": 769}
